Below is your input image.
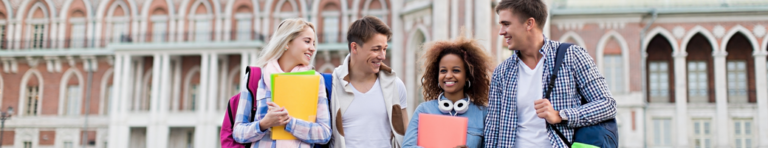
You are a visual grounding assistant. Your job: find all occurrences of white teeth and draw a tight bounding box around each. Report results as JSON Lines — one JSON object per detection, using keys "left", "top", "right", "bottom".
{"left": 446, "top": 82, "right": 455, "bottom": 85}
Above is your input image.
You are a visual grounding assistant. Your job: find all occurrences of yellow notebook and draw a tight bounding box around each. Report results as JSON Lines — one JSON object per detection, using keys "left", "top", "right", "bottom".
{"left": 271, "top": 75, "right": 320, "bottom": 140}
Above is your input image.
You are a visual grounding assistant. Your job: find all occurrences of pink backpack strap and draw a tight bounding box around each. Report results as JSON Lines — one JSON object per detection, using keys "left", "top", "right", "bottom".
{"left": 246, "top": 67, "right": 261, "bottom": 110}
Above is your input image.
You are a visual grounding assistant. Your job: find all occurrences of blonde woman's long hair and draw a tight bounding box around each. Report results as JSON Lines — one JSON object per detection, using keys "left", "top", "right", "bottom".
{"left": 254, "top": 18, "right": 318, "bottom": 67}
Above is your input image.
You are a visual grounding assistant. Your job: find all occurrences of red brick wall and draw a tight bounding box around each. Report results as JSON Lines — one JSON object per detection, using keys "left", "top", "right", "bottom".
{"left": 1, "top": 131, "right": 14, "bottom": 145}
{"left": 38, "top": 130, "right": 55, "bottom": 145}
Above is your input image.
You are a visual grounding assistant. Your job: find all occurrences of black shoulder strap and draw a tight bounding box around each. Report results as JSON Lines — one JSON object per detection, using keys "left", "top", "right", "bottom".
{"left": 227, "top": 102, "right": 235, "bottom": 126}
{"left": 547, "top": 43, "right": 573, "bottom": 147}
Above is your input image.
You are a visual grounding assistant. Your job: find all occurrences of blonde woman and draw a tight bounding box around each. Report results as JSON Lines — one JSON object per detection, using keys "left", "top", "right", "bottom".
{"left": 232, "top": 18, "right": 331, "bottom": 147}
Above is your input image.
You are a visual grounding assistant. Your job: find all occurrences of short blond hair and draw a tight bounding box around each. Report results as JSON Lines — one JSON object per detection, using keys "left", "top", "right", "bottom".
{"left": 254, "top": 18, "right": 318, "bottom": 67}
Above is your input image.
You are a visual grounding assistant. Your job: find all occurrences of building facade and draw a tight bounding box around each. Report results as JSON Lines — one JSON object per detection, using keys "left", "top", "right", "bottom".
{"left": 0, "top": 0, "right": 766, "bottom": 148}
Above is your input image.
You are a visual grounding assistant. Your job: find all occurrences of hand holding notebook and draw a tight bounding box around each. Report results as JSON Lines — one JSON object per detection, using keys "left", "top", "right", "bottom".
{"left": 270, "top": 74, "right": 320, "bottom": 140}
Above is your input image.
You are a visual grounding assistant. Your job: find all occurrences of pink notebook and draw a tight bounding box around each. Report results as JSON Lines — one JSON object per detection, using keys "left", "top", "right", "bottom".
{"left": 418, "top": 113, "right": 468, "bottom": 148}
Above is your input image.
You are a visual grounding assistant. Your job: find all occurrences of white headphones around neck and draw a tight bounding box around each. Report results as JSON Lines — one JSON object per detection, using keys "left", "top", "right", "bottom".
{"left": 437, "top": 93, "right": 471, "bottom": 116}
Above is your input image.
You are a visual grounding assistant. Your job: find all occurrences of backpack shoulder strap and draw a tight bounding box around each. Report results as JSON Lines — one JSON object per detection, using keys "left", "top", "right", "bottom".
{"left": 245, "top": 67, "right": 262, "bottom": 122}
{"left": 547, "top": 43, "right": 573, "bottom": 147}
{"left": 546, "top": 43, "right": 571, "bottom": 98}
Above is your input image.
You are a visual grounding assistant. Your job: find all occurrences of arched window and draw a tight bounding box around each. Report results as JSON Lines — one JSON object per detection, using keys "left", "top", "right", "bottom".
{"left": 151, "top": 8, "right": 169, "bottom": 43}
{"left": 320, "top": 3, "right": 340, "bottom": 43}
{"left": 107, "top": 1, "right": 130, "bottom": 43}
{"left": 646, "top": 35, "right": 675, "bottom": 103}
{"left": 685, "top": 33, "right": 715, "bottom": 103}
{"left": 69, "top": 10, "right": 87, "bottom": 48}
{"left": 60, "top": 69, "right": 84, "bottom": 116}
{"left": 724, "top": 33, "right": 755, "bottom": 103}
{"left": 26, "top": 2, "right": 50, "bottom": 49}
{"left": 364, "top": 0, "right": 388, "bottom": 24}
{"left": 189, "top": 0, "right": 214, "bottom": 42}
{"left": 234, "top": 5, "right": 253, "bottom": 41}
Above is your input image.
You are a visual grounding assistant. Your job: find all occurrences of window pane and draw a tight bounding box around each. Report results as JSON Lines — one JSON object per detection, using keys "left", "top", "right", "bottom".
{"left": 237, "top": 19, "right": 252, "bottom": 41}
{"left": 67, "top": 85, "right": 81, "bottom": 115}
{"left": 195, "top": 20, "right": 210, "bottom": 42}
{"left": 71, "top": 24, "right": 86, "bottom": 48}
{"left": 745, "top": 121, "right": 751, "bottom": 135}
{"left": 694, "top": 122, "right": 700, "bottom": 134}
{"left": 323, "top": 17, "right": 339, "bottom": 43}
{"left": 153, "top": 21, "right": 167, "bottom": 42}
{"left": 736, "top": 122, "right": 742, "bottom": 135}
{"left": 112, "top": 23, "right": 126, "bottom": 43}
{"left": 704, "top": 122, "right": 710, "bottom": 134}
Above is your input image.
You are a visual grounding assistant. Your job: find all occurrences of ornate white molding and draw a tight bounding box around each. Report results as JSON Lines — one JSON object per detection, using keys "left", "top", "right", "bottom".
{"left": 598, "top": 22, "right": 625, "bottom": 30}
{"left": 558, "top": 22, "right": 585, "bottom": 31}
{"left": 713, "top": 25, "right": 726, "bottom": 38}
{"left": 673, "top": 26, "right": 685, "bottom": 39}
{"left": 26, "top": 56, "right": 40, "bottom": 68}
{"left": 753, "top": 24, "right": 766, "bottom": 38}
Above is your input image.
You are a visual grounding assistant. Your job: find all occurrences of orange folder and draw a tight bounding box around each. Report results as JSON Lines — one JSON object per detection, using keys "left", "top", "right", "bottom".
{"left": 271, "top": 75, "right": 320, "bottom": 140}
{"left": 418, "top": 113, "right": 468, "bottom": 148}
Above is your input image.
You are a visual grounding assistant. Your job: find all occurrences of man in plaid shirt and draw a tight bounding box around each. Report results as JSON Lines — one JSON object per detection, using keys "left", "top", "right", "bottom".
{"left": 484, "top": 0, "right": 617, "bottom": 147}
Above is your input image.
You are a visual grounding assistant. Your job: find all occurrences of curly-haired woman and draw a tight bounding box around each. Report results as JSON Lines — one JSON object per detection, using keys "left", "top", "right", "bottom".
{"left": 402, "top": 35, "right": 494, "bottom": 148}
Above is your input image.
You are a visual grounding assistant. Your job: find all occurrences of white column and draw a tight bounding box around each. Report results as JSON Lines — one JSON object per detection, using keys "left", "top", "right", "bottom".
{"left": 215, "top": 18, "right": 224, "bottom": 41}
{"left": 474, "top": 0, "right": 492, "bottom": 52}
{"left": 713, "top": 51, "right": 730, "bottom": 148}
{"left": 673, "top": 53, "right": 689, "bottom": 147}
{"left": 88, "top": 19, "right": 96, "bottom": 48}
{"left": 6, "top": 23, "right": 14, "bottom": 49}
{"left": 94, "top": 19, "right": 103, "bottom": 47}
{"left": 108, "top": 54, "right": 123, "bottom": 148}
{"left": 391, "top": 0, "right": 404, "bottom": 79}
{"left": 432, "top": 0, "right": 449, "bottom": 41}
{"left": 13, "top": 22, "right": 22, "bottom": 49}
{"left": 117, "top": 54, "right": 134, "bottom": 148}
{"left": 196, "top": 52, "right": 211, "bottom": 147}
{"left": 450, "top": 0, "right": 459, "bottom": 38}
{"left": 49, "top": 21, "right": 58, "bottom": 48}
{"left": 133, "top": 59, "right": 145, "bottom": 111}
{"left": 204, "top": 53, "right": 220, "bottom": 148}
{"left": 176, "top": 19, "right": 185, "bottom": 42}
{"left": 241, "top": 51, "right": 250, "bottom": 84}
{"left": 172, "top": 58, "right": 182, "bottom": 112}
{"left": 168, "top": 18, "right": 177, "bottom": 42}
{"left": 753, "top": 52, "right": 768, "bottom": 148}
{"left": 224, "top": 16, "right": 232, "bottom": 41}
{"left": 155, "top": 53, "right": 171, "bottom": 148}
{"left": 463, "top": 0, "right": 473, "bottom": 37}
{"left": 132, "top": 19, "right": 140, "bottom": 44}
{"left": 250, "top": 50, "right": 259, "bottom": 66}
{"left": 57, "top": 21, "right": 66, "bottom": 49}
{"left": 147, "top": 53, "right": 167, "bottom": 147}
{"left": 208, "top": 53, "right": 219, "bottom": 113}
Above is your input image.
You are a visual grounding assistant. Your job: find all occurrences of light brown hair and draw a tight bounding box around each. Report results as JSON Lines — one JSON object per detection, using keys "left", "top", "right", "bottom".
{"left": 495, "top": 0, "right": 548, "bottom": 30}
{"left": 346, "top": 16, "right": 392, "bottom": 50}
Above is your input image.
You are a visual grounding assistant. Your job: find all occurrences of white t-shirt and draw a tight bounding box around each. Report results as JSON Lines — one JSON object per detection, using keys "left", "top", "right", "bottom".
{"left": 515, "top": 57, "right": 553, "bottom": 148}
{"left": 343, "top": 78, "right": 407, "bottom": 148}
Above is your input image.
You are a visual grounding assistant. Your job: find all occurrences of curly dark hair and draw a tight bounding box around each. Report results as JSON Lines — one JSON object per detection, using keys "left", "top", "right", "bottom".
{"left": 420, "top": 35, "right": 494, "bottom": 106}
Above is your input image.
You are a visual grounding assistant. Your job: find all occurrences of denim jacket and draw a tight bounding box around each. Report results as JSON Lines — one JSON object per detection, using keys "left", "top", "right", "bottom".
{"left": 402, "top": 96, "right": 487, "bottom": 148}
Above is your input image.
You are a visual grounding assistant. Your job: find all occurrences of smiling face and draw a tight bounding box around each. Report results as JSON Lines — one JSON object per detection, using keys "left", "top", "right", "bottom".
{"left": 350, "top": 33, "right": 388, "bottom": 74}
{"left": 438, "top": 54, "right": 467, "bottom": 94}
{"left": 283, "top": 27, "right": 316, "bottom": 66}
{"left": 498, "top": 9, "right": 534, "bottom": 51}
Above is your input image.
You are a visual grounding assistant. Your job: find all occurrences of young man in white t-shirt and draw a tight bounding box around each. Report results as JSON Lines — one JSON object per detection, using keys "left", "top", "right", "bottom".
{"left": 330, "top": 16, "right": 409, "bottom": 148}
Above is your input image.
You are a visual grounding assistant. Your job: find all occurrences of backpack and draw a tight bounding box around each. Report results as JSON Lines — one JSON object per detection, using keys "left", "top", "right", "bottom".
{"left": 547, "top": 43, "right": 619, "bottom": 148}
{"left": 221, "top": 66, "right": 262, "bottom": 148}
{"left": 220, "top": 66, "right": 335, "bottom": 148}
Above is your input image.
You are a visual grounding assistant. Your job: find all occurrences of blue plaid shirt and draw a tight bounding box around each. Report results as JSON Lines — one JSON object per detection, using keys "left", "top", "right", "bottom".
{"left": 483, "top": 36, "right": 617, "bottom": 148}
